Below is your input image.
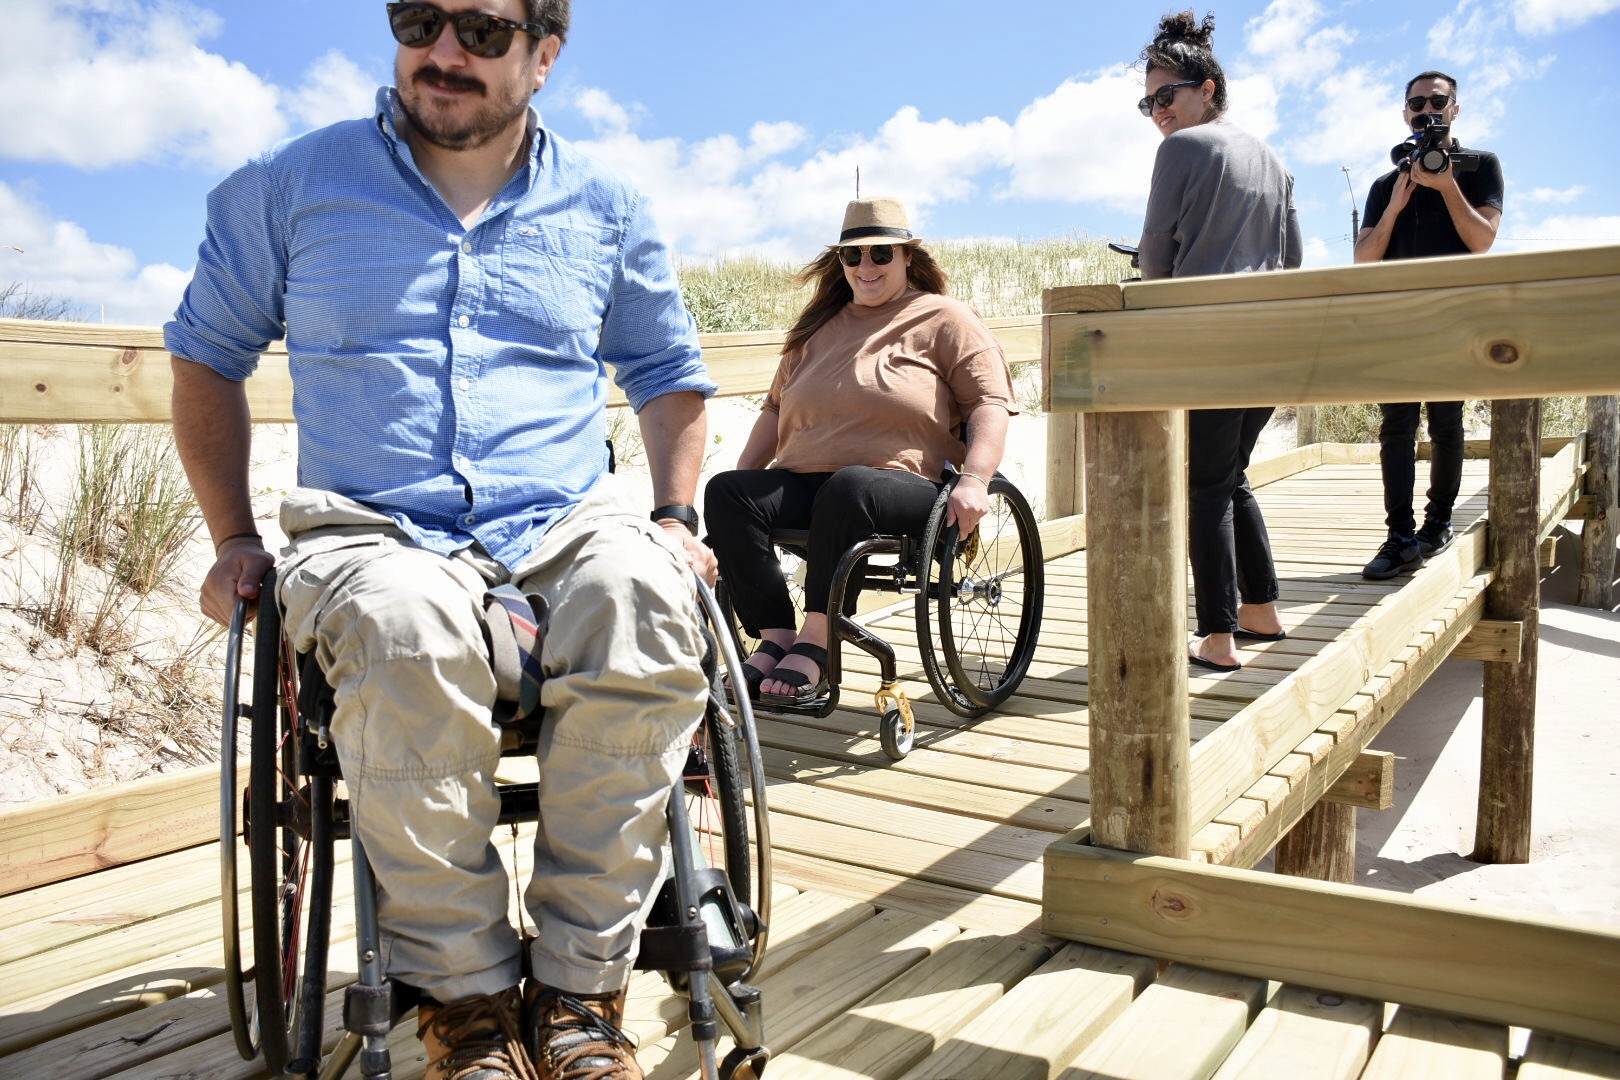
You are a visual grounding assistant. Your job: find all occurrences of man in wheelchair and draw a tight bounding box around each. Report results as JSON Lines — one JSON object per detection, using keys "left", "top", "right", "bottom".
{"left": 164, "top": 3, "right": 716, "bottom": 1077}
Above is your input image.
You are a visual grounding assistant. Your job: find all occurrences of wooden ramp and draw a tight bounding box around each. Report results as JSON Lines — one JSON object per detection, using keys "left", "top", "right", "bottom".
{"left": 4, "top": 449, "right": 1619, "bottom": 1079}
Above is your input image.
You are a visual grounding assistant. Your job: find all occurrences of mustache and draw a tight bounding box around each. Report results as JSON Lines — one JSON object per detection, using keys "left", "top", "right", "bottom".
{"left": 414, "top": 66, "right": 486, "bottom": 94}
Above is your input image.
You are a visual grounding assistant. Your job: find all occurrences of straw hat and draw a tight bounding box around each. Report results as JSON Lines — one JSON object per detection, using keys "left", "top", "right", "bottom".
{"left": 836, "top": 197, "right": 918, "bottom": 246}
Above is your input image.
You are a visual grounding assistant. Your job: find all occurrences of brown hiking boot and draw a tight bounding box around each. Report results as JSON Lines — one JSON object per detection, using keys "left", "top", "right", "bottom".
{"left": 416, "top": 986, "right": 538, "bottom": 1080}
{"left": 523, "top": 982, "right": 642, "bottom": 1080}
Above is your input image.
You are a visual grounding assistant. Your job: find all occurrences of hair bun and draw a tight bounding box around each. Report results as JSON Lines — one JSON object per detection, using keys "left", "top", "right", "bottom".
{"left": 1154, "top": 9, "right": 1215, "bottom": 49}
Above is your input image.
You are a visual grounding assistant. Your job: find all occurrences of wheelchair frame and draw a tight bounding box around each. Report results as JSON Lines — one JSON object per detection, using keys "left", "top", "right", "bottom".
{"left": 719, "top": 471, "right": 1044, "bottom": 759}
{"left": 220, "top": 569, "right": 773, "bottom": 1080}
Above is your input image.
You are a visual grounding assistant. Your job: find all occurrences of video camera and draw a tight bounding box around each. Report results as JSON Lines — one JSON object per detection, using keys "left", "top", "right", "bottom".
{"left": 1390, "top": 113, "right": 1481, "bottom": 175}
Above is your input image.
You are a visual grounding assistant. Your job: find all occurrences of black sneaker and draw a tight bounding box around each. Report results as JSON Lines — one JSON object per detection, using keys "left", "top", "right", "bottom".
{"left": 1362, "top": 535, "right": 1421, "bottom": 580}
{"left": 1415, "top": 521, "right": 1454, "bottom": 557}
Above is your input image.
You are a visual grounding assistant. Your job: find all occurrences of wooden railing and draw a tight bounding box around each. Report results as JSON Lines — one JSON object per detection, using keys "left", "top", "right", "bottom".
{"left": 0, "top": 314, "right": 1044, "bottom": 421}
{"left": 1039, "top": 243, "right": 1620, "bottom": 1042}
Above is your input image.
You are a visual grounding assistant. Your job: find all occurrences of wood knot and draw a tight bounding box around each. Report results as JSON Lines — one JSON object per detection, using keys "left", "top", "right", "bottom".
{"left": 1149, "top": 888, "right": 1191, "bottom": 920}
{"left": 1487, "top": 341, "right": 1520, "bottom": 365}
{"left": 116, "top": 347, "right": 139, "bottom": 369}
{"left": 34, "top": 382, "right": 47, "bottom": 394}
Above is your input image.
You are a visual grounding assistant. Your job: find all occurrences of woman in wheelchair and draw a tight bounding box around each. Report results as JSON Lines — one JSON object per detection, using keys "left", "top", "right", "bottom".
{"left": 705, "top": 196, "right": 1017, "bottom": 707}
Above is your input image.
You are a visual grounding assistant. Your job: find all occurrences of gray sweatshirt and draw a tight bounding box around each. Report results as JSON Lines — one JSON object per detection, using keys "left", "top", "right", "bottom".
{"left": 1138, "top": 121, "right": 1302, "bottom": 280}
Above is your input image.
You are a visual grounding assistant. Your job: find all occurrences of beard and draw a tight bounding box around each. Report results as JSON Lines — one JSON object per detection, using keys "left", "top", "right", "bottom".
{"left": 396, "top": 62, "right": 532, "bottom": 151}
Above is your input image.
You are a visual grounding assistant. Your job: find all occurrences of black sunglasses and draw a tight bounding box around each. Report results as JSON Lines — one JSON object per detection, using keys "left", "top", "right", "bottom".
{"left": 838, "top": 244, "right": 896, "bottom": 267}
{"left": 1406, "top": 93, "right": 1453, "bottom": 112}
{"left": 387, "top": 2, "right": 548, "bottom": 59}
{"left": 1138, "top": 81, "right": 1201, "bottom": 117}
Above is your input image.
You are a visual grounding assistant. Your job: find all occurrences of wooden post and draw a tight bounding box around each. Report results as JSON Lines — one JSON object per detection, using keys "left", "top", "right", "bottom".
{"left": 1046, "top": 411, "right": 1085, "bottom": 519}
{"left": 1294, "top": 405, "right": 1318, "bottom": 448}
{"left": 1578, "top": 395, "right": 1617, "bottom": 609}
{"left": 1473, "top": 397, "right": 1541, "bottom": 864}
{"left": 1275, "top": 800, "right": 1357, "bottom": 883}
{"left": 1084, "top": 409, "right": 1192, "bottom": 857}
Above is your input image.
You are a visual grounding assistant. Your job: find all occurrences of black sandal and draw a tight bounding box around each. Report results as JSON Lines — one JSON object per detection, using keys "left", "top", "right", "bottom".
{"left": 729, "top": 640, "right": 787, "bottom": 703}
{"left": 758, "top": 642, "right": 830, "bottom": 707}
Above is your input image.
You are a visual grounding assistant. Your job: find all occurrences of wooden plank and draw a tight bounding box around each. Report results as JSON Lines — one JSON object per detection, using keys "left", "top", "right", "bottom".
{"left": 1047, "top": 254, "right": 1620, "bottom": 411}
{"left": 1055, "top": 964, "right": 1267, "bottom": 1080}
{"left": 1452, "top": 618, "right": 1525, "bottom": 662}
{"left": 1207, "top": 983, "right": 1380, "bottom": 1080}
{"left": 1041, "top": 846, "right": 1620, "bottom": 1046}
{"left": 1518, "top": 1032, "right": 1620, "bottom": 1079}
{"left": 896, "top": 944, "right": 1155, "bottom": 1080}
{"left": 644, "top": 910, "right": 964, "bottom": 1079}
{"left": 1321, "top": 750, "right": 1395, "bottom": 811}
{"left": 0, "top": 763, "right": 240, "bottom": 897}
{"left": 1358, "top": 1007, "right": 1508, "bottom": 1080}
{"left": 1102, "top": 245, "right": 1620, "bottom": 311}
{"left": 769, "top": 849, "right": 1044, "bottom": 937}
{"left": 763, "top": 931, "right": 1050, "bottom": 1079}
{"left": 1184, "top": 534, "right": 1490, "bottom": 835}
{"left": 0, "top": 316, "right": 1041, "bottom": 421}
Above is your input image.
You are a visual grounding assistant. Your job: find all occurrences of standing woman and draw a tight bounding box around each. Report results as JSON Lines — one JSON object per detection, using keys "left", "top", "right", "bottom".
{"left": 705, "top": 197, "right": 1016, "bottom": 705}
{"left": 1137, "top": 10, "right": 1300, "bottom": 672}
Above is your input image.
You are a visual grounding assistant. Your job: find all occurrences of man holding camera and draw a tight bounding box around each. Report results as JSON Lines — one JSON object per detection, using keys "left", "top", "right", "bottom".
{"left": 1356, "top": 70, "right": 1503, "bottom": 580}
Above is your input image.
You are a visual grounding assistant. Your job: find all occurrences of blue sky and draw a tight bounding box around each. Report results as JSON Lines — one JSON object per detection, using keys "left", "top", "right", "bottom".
{"left": 3, "top": 0, "right": 1618, "bottom": 326}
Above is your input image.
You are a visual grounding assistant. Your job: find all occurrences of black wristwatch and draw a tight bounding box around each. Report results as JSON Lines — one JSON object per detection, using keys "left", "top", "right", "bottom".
{"left": 651, "top": 504, "right": 699, "bottom": 535}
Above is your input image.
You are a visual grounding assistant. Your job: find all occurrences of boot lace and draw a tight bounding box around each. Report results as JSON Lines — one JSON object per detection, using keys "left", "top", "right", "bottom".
{"left": 530, "top": 990, "right": 641, "bottom": 1080}
{"left": 419, "top": 989, "right": 538, "bottom": 1080}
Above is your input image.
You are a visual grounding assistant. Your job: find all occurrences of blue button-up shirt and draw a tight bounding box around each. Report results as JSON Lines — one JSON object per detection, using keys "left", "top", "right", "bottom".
{"left": 165, "top": 88, "right": 712, "bottom": 568}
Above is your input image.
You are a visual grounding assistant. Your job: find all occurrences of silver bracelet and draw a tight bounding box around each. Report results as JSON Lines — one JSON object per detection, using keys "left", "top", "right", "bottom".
{"left": 958, "top": 471, "right": 989, "bottom": 486}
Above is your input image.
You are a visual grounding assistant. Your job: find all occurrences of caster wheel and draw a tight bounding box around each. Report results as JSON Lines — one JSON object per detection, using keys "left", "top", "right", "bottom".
{"left": 721, "top": 1045, "right": 770, "bottom": 1080}
{"left": 879, "top": 708, "right": 913, "bottom": 760}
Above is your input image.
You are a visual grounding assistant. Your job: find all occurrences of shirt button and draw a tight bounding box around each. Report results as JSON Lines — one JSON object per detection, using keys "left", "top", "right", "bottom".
{"left": 462, "top": 241, "right": 473, "bottom": 254}
{"left": 459, "top": 377, "right": 471, "bottom": 391}
{"left": 463, "top": 514, "right": 476, "bottom": 525}
{"left": 457, "top": 314, "right": 470, "bottom": 328}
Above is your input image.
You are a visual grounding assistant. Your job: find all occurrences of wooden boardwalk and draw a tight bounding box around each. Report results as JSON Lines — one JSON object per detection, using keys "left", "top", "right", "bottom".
{"left": 4, "top": 450, "right": 1619, "bottom": 1079}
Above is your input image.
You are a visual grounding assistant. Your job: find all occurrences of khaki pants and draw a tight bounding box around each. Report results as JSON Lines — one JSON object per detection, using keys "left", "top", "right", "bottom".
{"left": 276, "top": 477, "right": 706, "bottom": 1001}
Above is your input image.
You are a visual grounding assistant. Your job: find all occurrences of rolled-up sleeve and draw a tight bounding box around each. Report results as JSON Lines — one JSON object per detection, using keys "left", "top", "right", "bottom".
{"left": 602, "top": 192, "right": 714, "bottom": 412}
{"left": 163, "top": 156, "right": 289, "bottom": 380}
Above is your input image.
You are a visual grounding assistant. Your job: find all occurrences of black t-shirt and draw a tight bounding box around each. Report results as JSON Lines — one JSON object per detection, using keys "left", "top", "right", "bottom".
{"left": 1362, "top": 147, "right": 1503, "bottom": 260}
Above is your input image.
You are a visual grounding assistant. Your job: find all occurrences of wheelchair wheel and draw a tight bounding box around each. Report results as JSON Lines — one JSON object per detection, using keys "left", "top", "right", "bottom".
{"left": 915, "top": 475, "right": 1045, "bottom": 716}
{"left": 243, "top": 588, "right": 336, "bottom": 1077}
{"left": 694, "top": 578, "right": 774, "bottom": 973}
{"left": 686, "top": 688, "right": 751, "bottom": 905}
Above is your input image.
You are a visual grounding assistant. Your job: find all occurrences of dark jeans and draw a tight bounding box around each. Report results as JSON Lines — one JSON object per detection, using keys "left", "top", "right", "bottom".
{"left": 704, "top": 466, "right": 942, "bottom": 633}
{"left": 1189, "top": 407, "right": 1279, "bottom": 636}
{"left": 1378, "top": 401, "right": 1465, "bottom": 538}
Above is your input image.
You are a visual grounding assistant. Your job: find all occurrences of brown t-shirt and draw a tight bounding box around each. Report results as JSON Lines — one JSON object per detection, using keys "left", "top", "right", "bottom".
{"left": 765, "top": 291, "right": 1016, "bottom": 479}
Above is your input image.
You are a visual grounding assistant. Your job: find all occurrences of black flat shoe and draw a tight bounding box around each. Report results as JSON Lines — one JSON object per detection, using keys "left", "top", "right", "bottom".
{"left": 759, "top": 642, "right": 830, "bottom": 706}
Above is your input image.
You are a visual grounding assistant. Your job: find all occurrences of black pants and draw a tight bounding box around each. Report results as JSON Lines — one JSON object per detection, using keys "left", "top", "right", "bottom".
{"left": 1188, "top": 407, "right": 1279, "bottom": 636}
{"left": 704, "top": 466, "right": 942, "bottom": 633}
{"left": 1378, "top": 401, "right": 1464, "bottom": 538}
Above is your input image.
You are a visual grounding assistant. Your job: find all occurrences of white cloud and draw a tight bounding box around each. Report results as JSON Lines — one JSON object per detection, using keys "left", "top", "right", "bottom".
{"left": 1002, "top": 67, "right": 1156, "bottom": 209}
{"left": 1500, "top": 213, "right": 1620, "bottom": 251}
{"left": 0, "top": 182, "right": 188, "bottom": 325}
{"left": 285, "top": 51, "right": 379, "bottom": 131}
{"left": 1521, "top": 186, "right": 1589, "bottom": 204}
{"left": 1513, "top": 0, "right": 1620, "bottom": 34}
{"left": 0, "top": 0, "right": 380, "bottom": 171}
{"left": 1244, "top": 0, "right": 1357, "bottom": 86}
